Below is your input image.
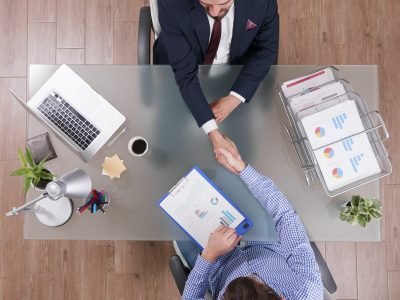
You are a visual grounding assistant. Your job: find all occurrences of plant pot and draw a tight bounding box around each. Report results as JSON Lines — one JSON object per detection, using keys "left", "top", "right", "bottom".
{"left": 32, "top": 168, "right": 54, "bottom": 192}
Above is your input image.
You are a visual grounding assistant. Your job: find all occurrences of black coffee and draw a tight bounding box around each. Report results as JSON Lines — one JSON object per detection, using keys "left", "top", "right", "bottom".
{"left": 131, "top": 139, "right": 147, "bottom": 154}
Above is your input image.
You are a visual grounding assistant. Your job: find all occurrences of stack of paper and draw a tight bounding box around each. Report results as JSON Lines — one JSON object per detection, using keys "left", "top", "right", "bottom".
{"left": 300, "top": 100, "right": 381, "bottom": 191}
{"left": 289, "top": 81, "right": 348, "bottom": 115}
{"left": 281, "top": 67, "right": 336, "bottom": 98}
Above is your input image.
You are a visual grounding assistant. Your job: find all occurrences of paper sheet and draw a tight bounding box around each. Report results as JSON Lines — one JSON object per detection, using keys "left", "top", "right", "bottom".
{"left": 289, "top": 81, "right": 347, "bottom": 115}
{"left": 281, "top": 67, "right": 336, "bottom": 98}
{"left": 300, "top": 100, "right": 381, "bottom": 191}
{"left": 314, "top": 134, "right": 381, "bottom": 191}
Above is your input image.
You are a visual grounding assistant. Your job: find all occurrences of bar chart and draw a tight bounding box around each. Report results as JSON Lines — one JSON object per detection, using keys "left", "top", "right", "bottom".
{"left": 220, "top": 210, "right": 236, "bottom": 226}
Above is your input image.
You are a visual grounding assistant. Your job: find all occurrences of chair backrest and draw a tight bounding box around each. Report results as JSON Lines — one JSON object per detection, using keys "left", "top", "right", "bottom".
{"left": 149, "top": 0, "right": 161, "bottom": 38}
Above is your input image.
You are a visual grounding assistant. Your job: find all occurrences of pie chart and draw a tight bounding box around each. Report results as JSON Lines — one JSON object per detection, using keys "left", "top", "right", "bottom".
{"left": 332, "top": 168, "right": 343, "bottom": 179}
{"left": 323, "top": 147, "right": 334, "bottom": 158}
{"left": 315, "top": 127, "right": 325, "bottom": 138}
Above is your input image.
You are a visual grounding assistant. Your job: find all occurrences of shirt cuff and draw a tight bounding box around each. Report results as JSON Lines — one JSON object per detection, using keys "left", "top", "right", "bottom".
{"left": 192, "top": 254, "right": 214, "bottom": 275}
{"left": 202, "top": 119, "right": 218, "bottom": 134}
{"left": 230, "top": 91, "right": 246, "bottom": 103}
{"left": 239, "top": 165, "right": 262, "bottom": 185}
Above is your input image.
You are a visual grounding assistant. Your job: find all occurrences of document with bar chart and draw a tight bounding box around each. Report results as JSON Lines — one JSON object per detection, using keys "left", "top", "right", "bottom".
{"left": 158, "top": 166, "right": 253, "bottom": 249}
{"left": 300, "top": 100, "right": 381, "bottom": 191}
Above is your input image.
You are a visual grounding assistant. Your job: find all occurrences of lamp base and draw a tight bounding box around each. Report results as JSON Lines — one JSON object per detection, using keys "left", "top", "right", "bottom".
{"left": 34, "top": 196, "right": 74, "bottom": 227}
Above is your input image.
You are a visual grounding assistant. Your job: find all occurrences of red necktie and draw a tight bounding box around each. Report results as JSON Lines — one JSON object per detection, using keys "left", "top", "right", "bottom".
{"left": 203, "top": 18, "right": 221, "bottom": 64}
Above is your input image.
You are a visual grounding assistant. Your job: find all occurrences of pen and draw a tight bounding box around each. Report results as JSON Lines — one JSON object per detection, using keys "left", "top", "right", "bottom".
{"left": 106, "top": 126, "right": 128, "bottom": 148}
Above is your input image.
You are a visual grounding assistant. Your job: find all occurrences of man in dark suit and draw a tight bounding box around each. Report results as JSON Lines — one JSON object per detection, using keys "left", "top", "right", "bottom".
{"left": 155, "top": 0, "right": 279, "bottom": 168}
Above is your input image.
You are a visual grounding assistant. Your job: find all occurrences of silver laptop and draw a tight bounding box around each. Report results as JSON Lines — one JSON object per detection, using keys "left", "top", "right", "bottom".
{"left": 10, "top": 64, "right": 126, "bottom": 162}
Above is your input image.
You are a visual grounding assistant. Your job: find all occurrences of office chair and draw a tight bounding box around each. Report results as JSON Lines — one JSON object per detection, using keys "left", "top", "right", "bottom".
{"left": 138, "top": 0, "right": 161, "bottom": 65}
{"left": 169, "top": 242, "right": 337, "bottom": 299}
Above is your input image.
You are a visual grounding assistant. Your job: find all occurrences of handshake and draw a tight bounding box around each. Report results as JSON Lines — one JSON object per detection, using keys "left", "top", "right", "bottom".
{"left": 208, "top": 129, "right": 246, "bottom": 174}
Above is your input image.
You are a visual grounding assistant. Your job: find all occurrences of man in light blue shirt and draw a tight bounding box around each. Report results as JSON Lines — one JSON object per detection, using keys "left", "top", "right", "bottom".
{"left": 177, "top": 146, "right": 324, "bottom": 299}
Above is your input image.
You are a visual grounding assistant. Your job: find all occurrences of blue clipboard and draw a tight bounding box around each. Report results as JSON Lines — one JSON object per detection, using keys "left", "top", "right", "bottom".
{"left": 158, "top": 166, "right": 253, "bottom": 249}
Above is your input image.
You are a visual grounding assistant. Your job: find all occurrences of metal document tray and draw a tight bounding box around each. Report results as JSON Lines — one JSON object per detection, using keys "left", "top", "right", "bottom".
{"left": 279, "top": 67, "right": 392, "bottom": 197}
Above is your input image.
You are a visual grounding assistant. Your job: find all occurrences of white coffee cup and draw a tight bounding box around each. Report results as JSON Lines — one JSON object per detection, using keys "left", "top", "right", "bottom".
{"left": 128, "top": 136, "right": 149, "bottom": 157}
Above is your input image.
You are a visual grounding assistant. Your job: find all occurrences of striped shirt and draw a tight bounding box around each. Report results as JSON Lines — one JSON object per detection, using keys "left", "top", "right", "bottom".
{"left": 182, "top": 165, "right": 323, "bottom": 300}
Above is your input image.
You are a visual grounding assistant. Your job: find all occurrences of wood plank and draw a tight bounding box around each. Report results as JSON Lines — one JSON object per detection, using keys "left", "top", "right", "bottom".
{"left": 0, "top": 242, "right": 30, "bottom": 299}
{"left": 0, "top": 78, "right": 27, "bottom": 160}
{"left": 381, "top": 98, "right": 400, "bottom": 185}
{"left": 113, "top": 21, "right": 137, "bottom": 64}
{"left": 377, "top": 17, "right": 400, "bottom": 111}
{"left": 28, "top": 22, "right": 56, "bottom": 64}
{"left": 56, "top": 49, "right": 85, "bottom": 64}
{"left": 0, "top": 161, "right": 24, "bottom": 242}
{"left": 388, "top": 271, "right": 400, "bottom": 300}
{"left": 113, "top": 241, "right": 180, "bottom": 298}
{"left": 315, "top": 242, "right": 326, "bottom": 260}
{"left": 288, "top": 18, "right": 320, "bottom": 64}
{"left": 356, "top": 242, "right": 388, "bottom": 300}
{"left": 81, "top": 242, "right": 115, "bottom": 300}
{"left": 345, "top": 0, "right": 378, "bottom": 65}
{"left": 28, "top": 0, "right": 56, "bottom": 22}
{"left": 383, "top": 185, "right": 400, "bottom": 271}
{"left": 29, "top": 273, "right": 62, "bottom": 300}
{"left": 326, "top": 242, "right": 358, "bottom": 299}
{"left": 57, "top": 0, "right": 85, "bottom": 48}
{"left": 378, "top": 0, "right": 400, "bottom": 17}
{"left": 0, "top": 0, "right": 27, "bottom": 77}
{"left": 288, "top": 0, "right": 321, "bottom": 19}
{"left": 141, "top": 241, "right": 181, "bottom": 298}
{"left": 112, "top": 0, "right": 146, "bottom": 22}
{"left": 106, "top": 273, "right": 142, "bottom": 299}
{"left": 114, "top": 241, "right": 146, "bottom": 274}
{"left": 277, "top": 0, "right": 289, "bottom": 64}
{"left": 86, "top": 0, "right": 113, "bottom": 64}
{"left": 61, "top": 241, "right": 85, "bottom": 300}
{"left": 29, "top": 240, "right": 62, "bottom": 274}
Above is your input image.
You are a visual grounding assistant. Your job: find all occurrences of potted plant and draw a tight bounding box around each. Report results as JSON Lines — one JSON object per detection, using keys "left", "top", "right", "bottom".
{"left": 11, "top": 147, "right": 55, "bottom": 194}
{"left": 339, "top": 195, "right": 382, "bottom": 227}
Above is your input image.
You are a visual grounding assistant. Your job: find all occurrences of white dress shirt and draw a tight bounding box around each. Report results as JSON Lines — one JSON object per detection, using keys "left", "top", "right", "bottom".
{"left": 201, "top": 3, "right": 246, "bottom": 134}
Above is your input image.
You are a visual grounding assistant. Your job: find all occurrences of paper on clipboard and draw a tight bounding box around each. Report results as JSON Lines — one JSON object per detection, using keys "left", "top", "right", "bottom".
{"left": 158, "top": 167, "right": 252, "bottom": 249}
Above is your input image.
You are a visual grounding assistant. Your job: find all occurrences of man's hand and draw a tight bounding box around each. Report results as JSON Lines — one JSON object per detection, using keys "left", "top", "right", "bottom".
{"left": 210, "top": 95, "right": 241, "bottom": 124}
{"left": 209, "top": 130, "right": 240, "bottom": 173}
{"left": 201, "top": 225, "right": 242, "bottom": 262}
{"left": 215, "top": 148, "right": 246, "bottom": 173}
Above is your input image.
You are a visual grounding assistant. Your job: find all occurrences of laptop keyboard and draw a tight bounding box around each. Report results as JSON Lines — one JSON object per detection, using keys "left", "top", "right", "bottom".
{"left": 37, "top": 92, "right": 100, "bottom": 150}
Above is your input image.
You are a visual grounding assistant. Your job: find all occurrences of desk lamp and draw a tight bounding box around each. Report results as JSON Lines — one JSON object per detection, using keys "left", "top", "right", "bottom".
{"left": 6, "top": 168, "right": 91, "bottom": 227}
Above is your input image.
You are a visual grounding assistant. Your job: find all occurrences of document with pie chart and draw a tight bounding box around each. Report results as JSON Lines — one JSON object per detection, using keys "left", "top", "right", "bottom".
{"left": 158, "top": 166, "right": 253, "bottom": 248}
{"left": 300, "top": 100, "right": 381, "bottom": 191}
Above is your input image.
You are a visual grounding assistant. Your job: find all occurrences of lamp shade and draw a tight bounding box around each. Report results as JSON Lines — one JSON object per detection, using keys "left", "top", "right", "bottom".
{"left": 46, "top": 168, "right": 91, "bottom": 200}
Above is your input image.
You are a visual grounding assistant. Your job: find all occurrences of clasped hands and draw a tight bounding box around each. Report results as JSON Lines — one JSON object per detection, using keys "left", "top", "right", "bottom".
{"left": 203, "top": 107, "right": 247, "bottom": 262}
{"left": 209, "top": 94, "right": 243, "bottom": 173}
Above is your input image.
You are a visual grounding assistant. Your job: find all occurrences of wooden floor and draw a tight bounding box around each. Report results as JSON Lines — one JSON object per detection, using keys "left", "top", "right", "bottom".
{"left": 0, "top": 0, "right": 399, "bottom": 299}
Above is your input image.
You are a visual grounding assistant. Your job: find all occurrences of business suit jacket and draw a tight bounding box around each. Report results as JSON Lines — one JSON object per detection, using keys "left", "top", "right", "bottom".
{"left": 155, "top": 0, "right": 279, "bottom": 127}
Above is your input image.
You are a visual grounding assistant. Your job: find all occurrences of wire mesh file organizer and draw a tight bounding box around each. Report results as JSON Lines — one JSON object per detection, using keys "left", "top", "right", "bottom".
{"left": 279, "top": 67, "right": 392, "bottom": 197}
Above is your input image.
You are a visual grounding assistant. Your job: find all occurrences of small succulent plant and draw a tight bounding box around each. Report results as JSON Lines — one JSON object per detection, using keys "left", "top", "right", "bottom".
{"left": 10, "top": 147, "right": 55, "bottom": 194}
{"left": 339, "top": 195, "right": 382, "bottom": 227}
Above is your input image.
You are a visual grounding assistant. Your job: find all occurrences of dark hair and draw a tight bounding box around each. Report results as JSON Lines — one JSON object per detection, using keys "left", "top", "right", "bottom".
{"left": 223, "top": 276, "right": 281, "bottom": 300}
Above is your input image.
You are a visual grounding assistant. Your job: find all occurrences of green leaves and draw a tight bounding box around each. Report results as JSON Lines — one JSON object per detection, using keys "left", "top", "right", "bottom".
{"left": 339, "top": 195, "right": 383, "bottom": 228}
{"left": 10, "top": 147, "right": 55, "bottom": 194}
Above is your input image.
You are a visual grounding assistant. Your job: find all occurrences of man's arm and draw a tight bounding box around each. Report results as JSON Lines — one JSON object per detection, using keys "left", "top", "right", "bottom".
{"left": 215, "top": 148, "right": 321, "bottom": 283}
{"left": 157, "top": 0, "right": 214, "bottom": 128}
{"left": 231, "top": 0, "right": 279, "bottom": 101}
{"left": 239, "top": 166, "right": 321, "bottom": 282}
{"left": 182, "top": 226, "right": 241, "bottom": 299}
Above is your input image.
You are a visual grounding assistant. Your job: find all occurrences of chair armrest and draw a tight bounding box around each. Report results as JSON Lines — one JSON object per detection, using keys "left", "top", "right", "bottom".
{"left": 138, "top": 6, "right": 152, "bottom": 65}
{"left": 169, "top": 255, "right": 191, "bottom": 295}
{"left": 310, "top": 242, "right": 337, "bottom": 294}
